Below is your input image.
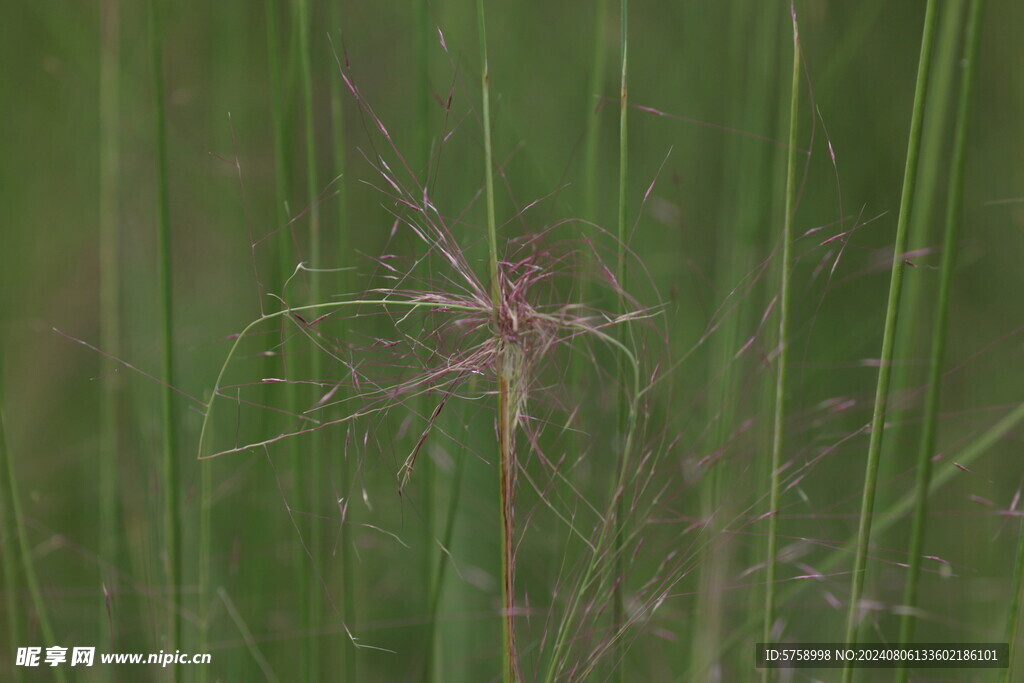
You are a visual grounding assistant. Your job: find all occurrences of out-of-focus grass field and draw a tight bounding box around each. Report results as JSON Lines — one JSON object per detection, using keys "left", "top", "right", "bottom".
{"left": 2, "top": 1, "right": 1023, "bottom": 681}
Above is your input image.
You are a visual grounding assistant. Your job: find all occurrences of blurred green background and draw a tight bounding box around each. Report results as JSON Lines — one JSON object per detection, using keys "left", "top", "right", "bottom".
{"left": 2, "top": 0, "right": 1023, "bottom": 681}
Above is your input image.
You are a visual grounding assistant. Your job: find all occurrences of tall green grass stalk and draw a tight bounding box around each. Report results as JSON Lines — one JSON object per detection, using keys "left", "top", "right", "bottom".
{"left": 149, "top": 0, "right": 180, "bottom": 663}
{"left": 612, "top": 2, "right": 628, "bottom": 678}
{"left": 295, "top": 0, "right": 325, "bottom": 678}
{"left": 763, "top": 4, "right": 801, "bottom": 675}
{"left": 615, "top": 0, "right": 628, "bottom": 291}
{"left": 263, "top": 4, "right": 302, "bottom": 680}
{"left": 897, "top": 0, "right": 984, "bottom": 673}
{"left": 0, "top": 384, "right": 67, "bottom": 683}
{"left": 0, "top": 382, "right": 24, "bottom": 682}
{"left": 573, "top": 0, "right": 609, "bottom": 441}
{"left": 567, "top": 3, "right": 609, "bottom": 614}
{"left": 325, "top": 3, "right": 356, "bottom": 681}
{"left": 197, "top": 448, "right": 211, "bottom": 683}
{"left": 476, "top": 3, "right": 519, "bottom": 680}
{"left": 884, "top": 0, "right": 966, "bottom": 468}
{"left": 874, "top": 3, "right": 965, "bottom": 579}
{"left": 842, "top": 2, "right": 939, "bottom": 676}
{"left": 98, "top": 0, "right": 121, "bottom": 642}
{"left": 583, "top": 0, "right": 610, "bottom": 224}
{"left": 423, "top": 434, "right": 467, "bottom": 681}
{"left": 478, "top": 0, "right": 499, "bottom": 310}
{"left": 411, "top": 1, "right": 444, "bottom": 677}
{"left": 265, "top": 0, "right": 294, "bottom": 266}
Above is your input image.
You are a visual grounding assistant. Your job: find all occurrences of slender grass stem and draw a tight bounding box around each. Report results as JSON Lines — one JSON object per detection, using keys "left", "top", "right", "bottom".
{"left": 583, "top": 0, "right": 610, "bottom": 227}
{"left": 265, "top": 0, "right": 293, "bottom": 249}
{"left": 264, "top": 3, "right": 301, "bottom": 679}
{"left": 476, "top": 3, "right": 518, "bottom": 680}
{"left": 297, "top": 0, "right": 319, "bottom": 284}
{"left": 98, "top": 0, "right": 121, "bottom": 643}
{"left": 149, "top": 0, "right": 180, "bottom": 664}
{"left": 411, "top": 2, "right": 444, "bottom": 678}
{"left": 615, "top": 0, "right": 628, "bottom": 290}
{"left": 0, "top": 380, "right": 24, "bottom": 683}
{"left": 612, "top": 2, "right": 629, "bottom": 678}
{"left": 842, "top": 0, "right": 939, "bottom": 666}
{"left": 477, "top": 0, "right": 499, "bottom": 311}
{"left": 884, "top": 0, "right": 966, "bottom": 467}
{"left": 763, "top": 5, "right": 801, "bottom": 676}
{"left": 415, "top": 0, "right": 431, "bottom": 178}
{"left": 897, "top": 1, "right": 985, "bottom": 676}
{"left": 197, "top": 446, "right": 211, "bottom": 683}
{"left": 326, "top": 4, "right": 355, "bottom": 681}
{"left": 423, "top": 432, "right": 467, "bottom": 681}
{"left": 496, "top": 361, "right": 520, "bottom": 683}
{"left": 295, "top": 0, "right": 324, "bottom": 678}
{"left": 1, "top": 382, "right": 67, "bottom": 683}
{"left": 571, "top": 0, "right": 609, "bottom": 486}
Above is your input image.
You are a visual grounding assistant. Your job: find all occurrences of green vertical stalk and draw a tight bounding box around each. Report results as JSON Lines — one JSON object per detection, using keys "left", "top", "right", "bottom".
{"left": 572, "top": 0, "right": 609, "bottom": 476}
{"left": 266, "top": 0, "right": 292, "bottom": 234}
{"left": 0, "top": 379, "right": 24, "bottom": 682}
{"left": 478, "top": 0, "right": 499, "bottom": 309}
{"left": 411, "top": 1, "right": 443, "bottom": 678}
{"left": 477, "top": 3, "right": 517, "bottom": 681}
{"left": 326, "top": 3, "right": 346, "bottom": 264}
{"left": 763, "top": 6, "right": 801, "bottom": 678}
{"left": 583, "top": 0, "right": 610, "bottom": 224}
{"left": 264, "top": 2, "right": 297, "bottom": 678}
{"left": 149, "top": 0, "right": 180, "bottom": 665}
{"left": 423, "top": 437, "right": 467, "bottom": 681}
{"left": 98, "top": 0, "right": 121, "bottom": 640}
{"left": 414, "top": 0, "right": 431, "bottom": 178}
{"left": 325, "top": 3, "right": 355, "bottom": 681}
{"left": 612, "top": 1, "right": 629, "bottom": 680}
{"left": 884, "top": 0, "right": 965, "bottom": 469}
{"left": 296, "top": 0, "right": 322, "bottom": 679}
{"left": 496, "top": 367, "right": 519, "bottom": 683}
{"left": 615, "top": 0, "right": 628, "bottom": 289}
{"left": 1, "top": 381, "right": 66, "bottom": 683}
{"left": 897, "top": 1, "right": 984, "bottom": 673}
{"left": 842, "top": 1, "right": 939, "bottom": 678}
{"left": 197, "top": 459, "right": 211, "bottom": 683}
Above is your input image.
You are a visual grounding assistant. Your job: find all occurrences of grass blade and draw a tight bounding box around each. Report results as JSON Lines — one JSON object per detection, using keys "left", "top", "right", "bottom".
{"left": 296, "top": 0, "right": 325, "bottom": 678}
{"left": 149, "top": 0, "right": 180, "bottom": 663}
{"left": 841, "top": 2, "right": 939, "bottom": 673}
{"left": 0, "top": 379, "right": 67, "bottom": 683}
{"left": 98, "top": 0, "right": 121, "bottom": 645}
{"left": 763, "top": 4, "right": 801, "bottom": 675}
{"left": 325, "top": 4, "right": 357, "bottom": 681}
{"left": 0, "top": 382, "right": 24, "bottom": 681}
{"left": 612, "top": 1, "right": 629, "bottom": 679}
{"left": 897, "top": 0, "right": 985, "bottom": 672}
{"left": 476, "top": 4, "right": 519, "bottom": 679}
